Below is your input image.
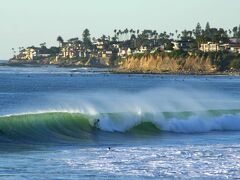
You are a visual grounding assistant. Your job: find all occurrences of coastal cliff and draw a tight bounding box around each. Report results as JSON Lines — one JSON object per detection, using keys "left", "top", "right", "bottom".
{"left": 9, "top": 57, "right": 110, "bottom": 68}
{"left": 118, "top": 55, "right": 217, "bottom": 74}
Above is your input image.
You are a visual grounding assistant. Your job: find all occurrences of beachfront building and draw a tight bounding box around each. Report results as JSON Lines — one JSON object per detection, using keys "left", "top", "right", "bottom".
{"left": 61, "top": 46, "right": 76, "bottom": 58}
{"left": 200, "top": 42, "right": 220, "bottom": 52}
{"left": 18, "top": 47, "right": 38, "bottom": 60}
{"left": 61, "top": 38, "right": 85, "bottom": 59}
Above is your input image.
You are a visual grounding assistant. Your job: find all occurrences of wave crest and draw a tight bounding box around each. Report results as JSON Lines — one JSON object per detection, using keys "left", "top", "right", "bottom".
{"left": 0, "top": 110, "right": 240, "bottom": 143}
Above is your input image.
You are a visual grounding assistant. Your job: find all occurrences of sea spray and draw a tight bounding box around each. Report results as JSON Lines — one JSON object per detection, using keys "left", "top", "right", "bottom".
{"left": 10, "top": 87, "right": 239, "bottom": 116}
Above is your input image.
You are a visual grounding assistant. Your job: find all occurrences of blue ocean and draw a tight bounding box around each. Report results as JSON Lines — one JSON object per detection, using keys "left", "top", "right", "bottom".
{"left": 0, "top": 65, "right": 240, "bottom": 179}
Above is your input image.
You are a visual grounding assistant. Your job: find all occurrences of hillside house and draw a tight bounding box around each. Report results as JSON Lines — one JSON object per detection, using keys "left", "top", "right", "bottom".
{"left": 200, "top": 42, "right": 220, "bottom": 52}
{"left": 18, "top": 47, "right": 38, "bottom": 60}
{"left": 172, "top": 40, "right": 192, "bottom": 51}
{"left": 229, "top": 44, "right": 240, "bottom": 54}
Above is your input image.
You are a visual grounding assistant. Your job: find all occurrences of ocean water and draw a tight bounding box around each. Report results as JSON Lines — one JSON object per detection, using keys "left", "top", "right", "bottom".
{"left": 0, "top": 65, "right": 240, "bottom": 179}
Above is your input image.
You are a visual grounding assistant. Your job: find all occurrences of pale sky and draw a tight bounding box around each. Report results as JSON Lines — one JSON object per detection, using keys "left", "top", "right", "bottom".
{"left": 0, "top": 0, "right": 239, "bottom": 59}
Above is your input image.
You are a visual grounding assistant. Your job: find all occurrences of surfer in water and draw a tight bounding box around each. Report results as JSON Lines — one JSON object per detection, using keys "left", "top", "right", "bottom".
{"left": 94, "top": 119, "right": 100, "bottom": 128}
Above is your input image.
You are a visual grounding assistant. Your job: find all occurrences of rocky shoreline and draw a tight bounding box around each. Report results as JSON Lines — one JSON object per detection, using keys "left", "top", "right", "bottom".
{"left": 5, "top": 55, "right": 240, "bottom": 76}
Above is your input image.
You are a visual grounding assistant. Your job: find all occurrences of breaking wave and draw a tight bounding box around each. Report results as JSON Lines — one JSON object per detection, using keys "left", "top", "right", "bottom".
{"left": 1, "top": 88, "right": 240, "bottom": 144}
{"left": 1, "top": 109, "right": 240, "bottom": 143}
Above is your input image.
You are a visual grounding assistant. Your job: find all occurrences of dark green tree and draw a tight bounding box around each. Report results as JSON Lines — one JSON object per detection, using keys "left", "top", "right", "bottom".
{"left": 193, "top": 23, "right": 203, "bottom": 48}
{"left": 204, "top": 22, "right": 211, "bottom": 41}
{"left": 82, "top": 29, "right": 92, "bottom": 49}
{"left": 232, "top": 26, "right": 238, "bottom": 37}
{"left": 230, "top": 58, "right": 240, "bottom": 70}
{"left": 205, "top": 22, "right": 210, "bottom": 32}
{"left": 57, "top": 36, "right": 64, "bottom": 47}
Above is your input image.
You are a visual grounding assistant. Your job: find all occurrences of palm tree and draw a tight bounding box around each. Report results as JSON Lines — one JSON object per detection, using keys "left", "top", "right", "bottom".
{"left": 175, "top": 30, "right": 178, "bottom": 37}
{"left": 40, "top": 42, "right": 47, "bottom": 47}
{"left": 11, "top": 48, "right": 15, "bottom": 57}
{"left": 233, "top": 27, "right": 238, "bottom": 38}
{"left": 130, "top": 29, "right": 134, "bottom": 38}
{"left": 177, "top": 34, "right": 181, "bottom": 39}
{"left": 114, "top": 29, "right": 117, "bottom": 39}
{"left": 57, "top": 36, "right": 64, "bottom": 47}
{"left": 137, "top": 29, "right": 140, "bottom": 37}
{"left": 118, "top": 30, "right": 122, "bottom": 41}
{"left": 101, "top": 35, "right": 107, "bottom": 41}
{"left": 169, "top": 33, "right": 174, "bottom": 39}
{"left": 117, "top": 31, "right": 120, "bottom": 41}
{"left": 228, "top": 29, "right": 232, "bottom": 37}
{"left": 124, "top": 28, "right": 129, "bottom": 40}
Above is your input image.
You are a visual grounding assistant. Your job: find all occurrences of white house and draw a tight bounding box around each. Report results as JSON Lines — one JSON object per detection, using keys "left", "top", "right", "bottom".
{"left": 200, "top": 42, "right": 220, "bottom": 52}
{"left": 172, "top": 40, "right": 192, "bottom": 51}
{"left": 19, "top": 47, "right": 37, "bottom": 60}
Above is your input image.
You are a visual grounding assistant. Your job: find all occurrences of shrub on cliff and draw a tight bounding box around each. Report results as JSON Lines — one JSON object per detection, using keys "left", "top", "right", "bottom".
{"left": 214, "top": 52, "right": 236, "bottom": 71}
{"left": 230, "top": 58, "right": 240, "bottom": 70}
{"left": 168, "top": 50, "right": 188, "bottom": 59}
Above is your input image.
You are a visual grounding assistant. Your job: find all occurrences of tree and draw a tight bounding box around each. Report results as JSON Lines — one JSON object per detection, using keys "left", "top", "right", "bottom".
{"left": 232, "top": 26, "right": 240, "bottom": 38}
{"left": 193, "top": 23, "right": 203, "bottom": 48}
{"left": 137, "top": 29, "right": 140, "bottom": 37}
{"left": 130, "top": 29, "right": 134, "bottom": 36}
{"left": 124, "top": 28, "right": 129, "bottom": 40}
{"left": 116, "top": 31, "right": 120, "bottom": 41}
{"left": 49, "top": 46, "right": 60, "bottom": 55}
{"left": 175, "top": 30, "right": 178, "bottom": 36}
{"left": 239, "top": 25, "right": 240, "bottom": 38}
{"left": 205, "top": 22, "right": 210, "bottom": 32}
{"left": 82, "top": 29, "right": 92, "bottom": 49}
{"left": 164, "top": 42, "right": 174, "bottom": 50}
{"left": 232, "top": 26, "right": 238, "bottom": 37}
{"left": 228, "top": 29, "right": 232, "bottom": 37}
{"left": 112, "top": 36, "right": 117, "bottom": 42}
{"left": 230, "top": 58, "right": 240, "bottom": 70}
{"left": 217, "top": 28, "right": 229, "bottom": 43}
{"left": 130, "top": 34, "right": 137, "bottom": 48}
{"left": 204, "top": 22, "right": 211, "bottom": 41}
{"left": 40, "top": 42, "right": 47, "bottom": 47}
{"left": 177, "top": 34, "right": 181, "bottom": 39}
{"left": 102, "top": 35, "right": 107, "bottom": 41}
{"left": 11, "top": 48, "right": 16, "bottom": 57}
{"left": 181, "top": 30, "right": 189, "bottom": 40}
{"left": 57, "top": 36, "right": 64, "bottom": 47}
{"left": 118, "top": 30, "right": 122, "bottom": 41}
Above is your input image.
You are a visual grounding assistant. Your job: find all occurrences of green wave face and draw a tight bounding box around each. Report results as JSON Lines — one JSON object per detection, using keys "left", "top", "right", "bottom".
{"left": 0, "top": 109, "right": 240, "bottom": 144}
{"left": 0, "top": 113, "right": 95, "bottom": 143}
{"left": 127, "top": 122, "right": 160, "bottom": 135}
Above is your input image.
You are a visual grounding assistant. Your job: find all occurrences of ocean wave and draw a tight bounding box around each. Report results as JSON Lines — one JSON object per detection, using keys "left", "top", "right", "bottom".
{"left": 0, "top": 110, "right": 240, "bottom": 143}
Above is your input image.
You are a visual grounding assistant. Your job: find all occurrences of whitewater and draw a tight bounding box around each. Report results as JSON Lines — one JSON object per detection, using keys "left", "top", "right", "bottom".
{"left": 0, "top": 65, "right": 240, "bottom": 179}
